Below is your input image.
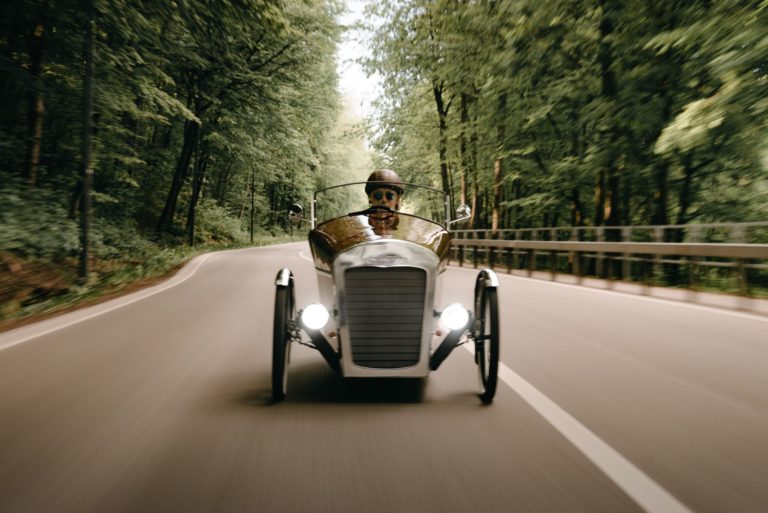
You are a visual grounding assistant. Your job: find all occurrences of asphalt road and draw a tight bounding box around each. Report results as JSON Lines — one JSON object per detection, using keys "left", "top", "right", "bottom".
{"left": 1, "top": 242, "right": 766, "bottom": 513}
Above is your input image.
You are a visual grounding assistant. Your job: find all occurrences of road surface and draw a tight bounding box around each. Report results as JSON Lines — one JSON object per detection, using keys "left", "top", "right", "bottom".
{"left": 1, "top": 243, "right": 766, "bottom": 513}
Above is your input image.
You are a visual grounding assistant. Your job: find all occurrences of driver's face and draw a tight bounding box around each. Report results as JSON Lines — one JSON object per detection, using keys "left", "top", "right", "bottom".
{"left": 369, "top": 188, "right": 399, "bottom": 208}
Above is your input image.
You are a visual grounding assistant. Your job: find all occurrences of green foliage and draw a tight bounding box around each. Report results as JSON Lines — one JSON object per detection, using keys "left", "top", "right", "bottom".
{"left": 90, "top": 218, "right": 156, "bottom": 260}
{"left": 364, "top": 0, "right": 768, "bottom": 229}
{"left": 0, "top": 178, "right": 79, "bottom": 260}
{"left": 0, "top": 0, "right": 348, "bottom": 247}
{"left": 193, "top": 199, "right": 248, "bottom": 244}
{"left": 0, "top": 0, "right": 370, "bottom": 317}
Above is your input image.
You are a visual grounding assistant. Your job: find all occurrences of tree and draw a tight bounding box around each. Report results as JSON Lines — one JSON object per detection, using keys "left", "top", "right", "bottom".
{"left": 363, "top": 0, "right": 767, "bottom": 233}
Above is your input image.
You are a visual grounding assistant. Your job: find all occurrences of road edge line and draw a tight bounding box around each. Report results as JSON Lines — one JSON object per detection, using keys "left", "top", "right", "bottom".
{"left": 0, "top": 243, "right": 314, "bottom": 351}
{"left": 0, "top": 253, "right": 215, "bottom": 351}
{"left": 463, "top": 344, "right": 694, "bottom": 513}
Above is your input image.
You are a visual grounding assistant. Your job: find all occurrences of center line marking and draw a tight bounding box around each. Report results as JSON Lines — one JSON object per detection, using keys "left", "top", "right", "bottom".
{"left": 299, "top": 249, "right": 313, "bottom": 262}
{"left": 463, "top": 345, "right": 693, "bottom": 513}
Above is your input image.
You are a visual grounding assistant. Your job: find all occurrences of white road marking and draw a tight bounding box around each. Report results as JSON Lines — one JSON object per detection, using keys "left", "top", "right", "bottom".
{"left": 0, "top": 243, "right": 310, "bottom": 351}
{"left": 0, "top": 253, "right": 212, "bottom": 351}
{"left": 450, "top": 265, "right": 768, "bottom": 323}
{"left": 299, "top": 249, "right": 313, "bottom": 262}
{"left": 0, "top": 241, "right": 728, "bottom": 511}
{"left": 462, "top": 344, "right": 694, "bottom": 513}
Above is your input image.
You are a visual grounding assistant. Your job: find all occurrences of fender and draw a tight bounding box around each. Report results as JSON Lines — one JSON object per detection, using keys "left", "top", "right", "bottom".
{"left": 478, "top": 268, "right": 499, "bottom": 288}
{"left": 275, "top": 268, "right": 293, "bottom": 287}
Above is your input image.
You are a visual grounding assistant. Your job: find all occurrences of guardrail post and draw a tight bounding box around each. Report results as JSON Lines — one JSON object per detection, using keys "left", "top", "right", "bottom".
{"left": 512, "top": 229, "right": 519, "bottom": 273}
{"left": 596, "top": 227, "right": 605, "bottom": 278}
{"left": 687, "top": 225, "right": 700, "bottom": 294}
{"left": 622, "top": 227, "right": 630, "bottom": 282}
{"left": 572, "top": 228, "right": 582, "bottom": 283}
{"left": 737, "top": 259, "right": 750, "bottom": 297}
{"left": 504, "top": 232, "right": 512, "bottom": 273}
{"left": 527, "top": 229, "right": 537, "bottom": 277}
{"left": 688, "top": 256, "right": 699, "bottom": 296}
{"left": 489, "top": 231, "right": 497, "bottom": 270}
{"left": 472, "top": 231, "right": 479, "bottom": 269}
{"left": 731, "top": 226, "right": 749, "bottom": 298}
{"left": 549, "top": 228, "right": 556, "bottom": 280}
{"left": 652, "top": 226, "right": 663, "bottom": 285}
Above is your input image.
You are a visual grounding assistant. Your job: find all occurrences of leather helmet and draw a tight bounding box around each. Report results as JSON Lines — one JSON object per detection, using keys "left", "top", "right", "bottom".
{"left": 365, "top": 169, "right": 404, "bottom": 195}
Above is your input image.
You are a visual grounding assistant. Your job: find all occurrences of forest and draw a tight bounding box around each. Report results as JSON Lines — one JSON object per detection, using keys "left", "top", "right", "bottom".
{"left": 364, "top": 0, "right": 767, "bottom": 231}
{"left": 1, "top": 0, "right": 368, "bottom": 319}
{"left": 1, "top": 0, "right": 767, "bottom": 321}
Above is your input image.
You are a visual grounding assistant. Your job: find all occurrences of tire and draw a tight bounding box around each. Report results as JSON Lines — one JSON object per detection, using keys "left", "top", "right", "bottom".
{"left": 272, "top": 284, "right": 294, "bottom": 402}
{"left": 474, "top": 281, "right": 499, "bottom": 404}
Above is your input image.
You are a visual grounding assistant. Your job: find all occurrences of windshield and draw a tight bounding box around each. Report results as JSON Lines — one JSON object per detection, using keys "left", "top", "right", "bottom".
{"left": 313, "top": 182, "right": 448, "bottom": 227}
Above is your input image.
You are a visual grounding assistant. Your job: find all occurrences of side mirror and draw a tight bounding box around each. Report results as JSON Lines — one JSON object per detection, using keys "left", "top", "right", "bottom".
{"left": 449, "top": 204, "right": 471, "bottom": 226}
{"left": 288, "top": 204, "right": 304, "bottom": 225}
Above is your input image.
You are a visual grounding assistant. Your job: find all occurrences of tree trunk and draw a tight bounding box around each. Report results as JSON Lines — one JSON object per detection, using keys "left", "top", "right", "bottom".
{"left": 250, "top": 168, "right": 255, "bottom": 243}
{"left": 459, "top": 92, "right": 470, "bottom": 206}
{"left": 571, "top": 187, "right": 585, "bottom": 226}
{"left": 594, "top": 168, "right": 605, "bottom": 226}
{"left": 214, "top": 162, "right": 234, "bottom": 206}
{"left": 432, "top": 81, "right": 451, "bottom": 198}
{"left": 185, "top": 144, "right": 206, "bottom": 246}
{"left": 469, "top": 100, "right": 479, "bottom": 228}
{"left": 597, "top": 0, "right": 619, "bottom": 232}
{"left": 621, "top": 166, "right": 631, "bottom": 226}
{"left": 650, "top": 72, "right": 676, "bottom": 228}
{"left": 606, "top": 164, "right": 621, "bottom": 228}
{"left": 68, "top": 179, "right": 83, "bottom": 219}
{"left": 653, "top": 161, "right": 669, "bottom": 227}
{"left": 79, "top": 0, "right": 95, "bottom": 282}
{"left": 24, "top": 1, "right": 49, "bottom": 186}
{"left": 157, "top": 119, "right": 199, "bottom": 234}
{"left": 491, "top": 92, "right": 506, "bottom": 232}
{"left": 662, "top": 154, "right": 697, "bottom": 284}
{"left": 605, "top": 159, "right": 622, "bottom": 277}
{"left": 676, "top": 154, "right": 695, "bottom": 229}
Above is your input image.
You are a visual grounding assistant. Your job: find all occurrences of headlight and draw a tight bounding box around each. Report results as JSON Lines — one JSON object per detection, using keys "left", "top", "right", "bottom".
{"left": 300, "top": 304, "right": 330, "bottom": 330}
{"left": 439, "top": 303, "right": 469, "bottom": 331}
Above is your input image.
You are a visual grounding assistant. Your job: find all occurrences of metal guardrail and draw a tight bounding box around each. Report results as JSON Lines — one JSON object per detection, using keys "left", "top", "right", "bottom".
{"left": 450, "top": 222, "right": 768, "bottom": 296}
{"left": 452, "top": 221, "right": 768, "bottom": 244}
{"left": 451, "top": 239, "right": 768, "bottom": 259}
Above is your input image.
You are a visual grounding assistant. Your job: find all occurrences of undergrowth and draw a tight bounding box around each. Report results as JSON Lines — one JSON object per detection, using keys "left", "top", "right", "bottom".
{"left": 0, "top": 178, "right": 304, "bottom": 329}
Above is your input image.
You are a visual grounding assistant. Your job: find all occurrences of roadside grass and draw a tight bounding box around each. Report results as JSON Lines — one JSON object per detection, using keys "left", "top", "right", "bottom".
{"left": 0, "top": 234, "right": 303, "bottom": 332}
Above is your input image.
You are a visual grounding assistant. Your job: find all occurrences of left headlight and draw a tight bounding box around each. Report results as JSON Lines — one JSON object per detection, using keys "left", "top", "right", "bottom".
{"left": 439, "top": 303, "right": 470, "bottom": 331}
{"left": 300, "top": 304, "right": 330, "bottom": 330}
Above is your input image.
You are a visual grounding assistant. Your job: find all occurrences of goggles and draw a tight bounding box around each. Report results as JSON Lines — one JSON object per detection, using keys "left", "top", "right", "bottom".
{"left": 371, "top": 190, "right": 397, "bottom": 201}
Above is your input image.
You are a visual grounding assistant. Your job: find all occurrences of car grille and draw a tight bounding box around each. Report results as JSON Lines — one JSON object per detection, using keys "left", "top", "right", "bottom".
{"left": 344, "top": 267, "right": 426, "bottom": 368}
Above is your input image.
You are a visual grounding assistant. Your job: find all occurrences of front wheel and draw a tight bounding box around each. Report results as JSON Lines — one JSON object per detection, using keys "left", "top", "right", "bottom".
{"left": 474, "top": 277, "right": 499, "bottom": 404}
{"left": 272, "top": 281, "right": 294, "bottom": 402}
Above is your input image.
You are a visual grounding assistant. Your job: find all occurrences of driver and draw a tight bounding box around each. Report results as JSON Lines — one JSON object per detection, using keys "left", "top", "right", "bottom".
{"left": 365, "top": 169, "right": 404, "bottom": 211}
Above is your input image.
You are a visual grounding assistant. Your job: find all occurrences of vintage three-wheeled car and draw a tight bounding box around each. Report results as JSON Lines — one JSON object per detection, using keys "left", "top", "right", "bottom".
{"left": 272, "top": 173, "right": 499, "bottom": 403}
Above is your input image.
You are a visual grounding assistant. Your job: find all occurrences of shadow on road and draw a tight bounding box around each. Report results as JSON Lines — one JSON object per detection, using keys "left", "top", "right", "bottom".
{"left": 234, "top": 360, "right": 428, "bottom": 406}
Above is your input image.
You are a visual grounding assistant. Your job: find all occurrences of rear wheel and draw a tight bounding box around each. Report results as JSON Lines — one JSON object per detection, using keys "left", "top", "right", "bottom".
{"left": 474, "top": 279, "right": 499, "bottom": 403}
{"left": 272, "top": 283, "right": 294, "bottom": 402}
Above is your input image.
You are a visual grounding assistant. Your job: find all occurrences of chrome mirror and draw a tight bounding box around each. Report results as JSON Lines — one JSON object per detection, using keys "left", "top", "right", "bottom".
{"left": 288, "top": 204, "right": 304, "bottom": 225}
{"left": 449, "top": 204, "right": 471, "bottom": 226}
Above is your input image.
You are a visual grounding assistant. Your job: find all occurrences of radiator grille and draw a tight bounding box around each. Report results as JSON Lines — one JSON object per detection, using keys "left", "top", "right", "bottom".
{"left": 344, "top": 267, "right": 426, "bottom": 368}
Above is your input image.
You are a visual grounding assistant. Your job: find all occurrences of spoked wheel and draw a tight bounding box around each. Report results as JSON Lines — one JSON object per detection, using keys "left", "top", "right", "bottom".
{"left": 272, "top": 275, "right": 295, "bottom": 402}
{"left": 474, "top": 272, "right": 499, "bottom": 404}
